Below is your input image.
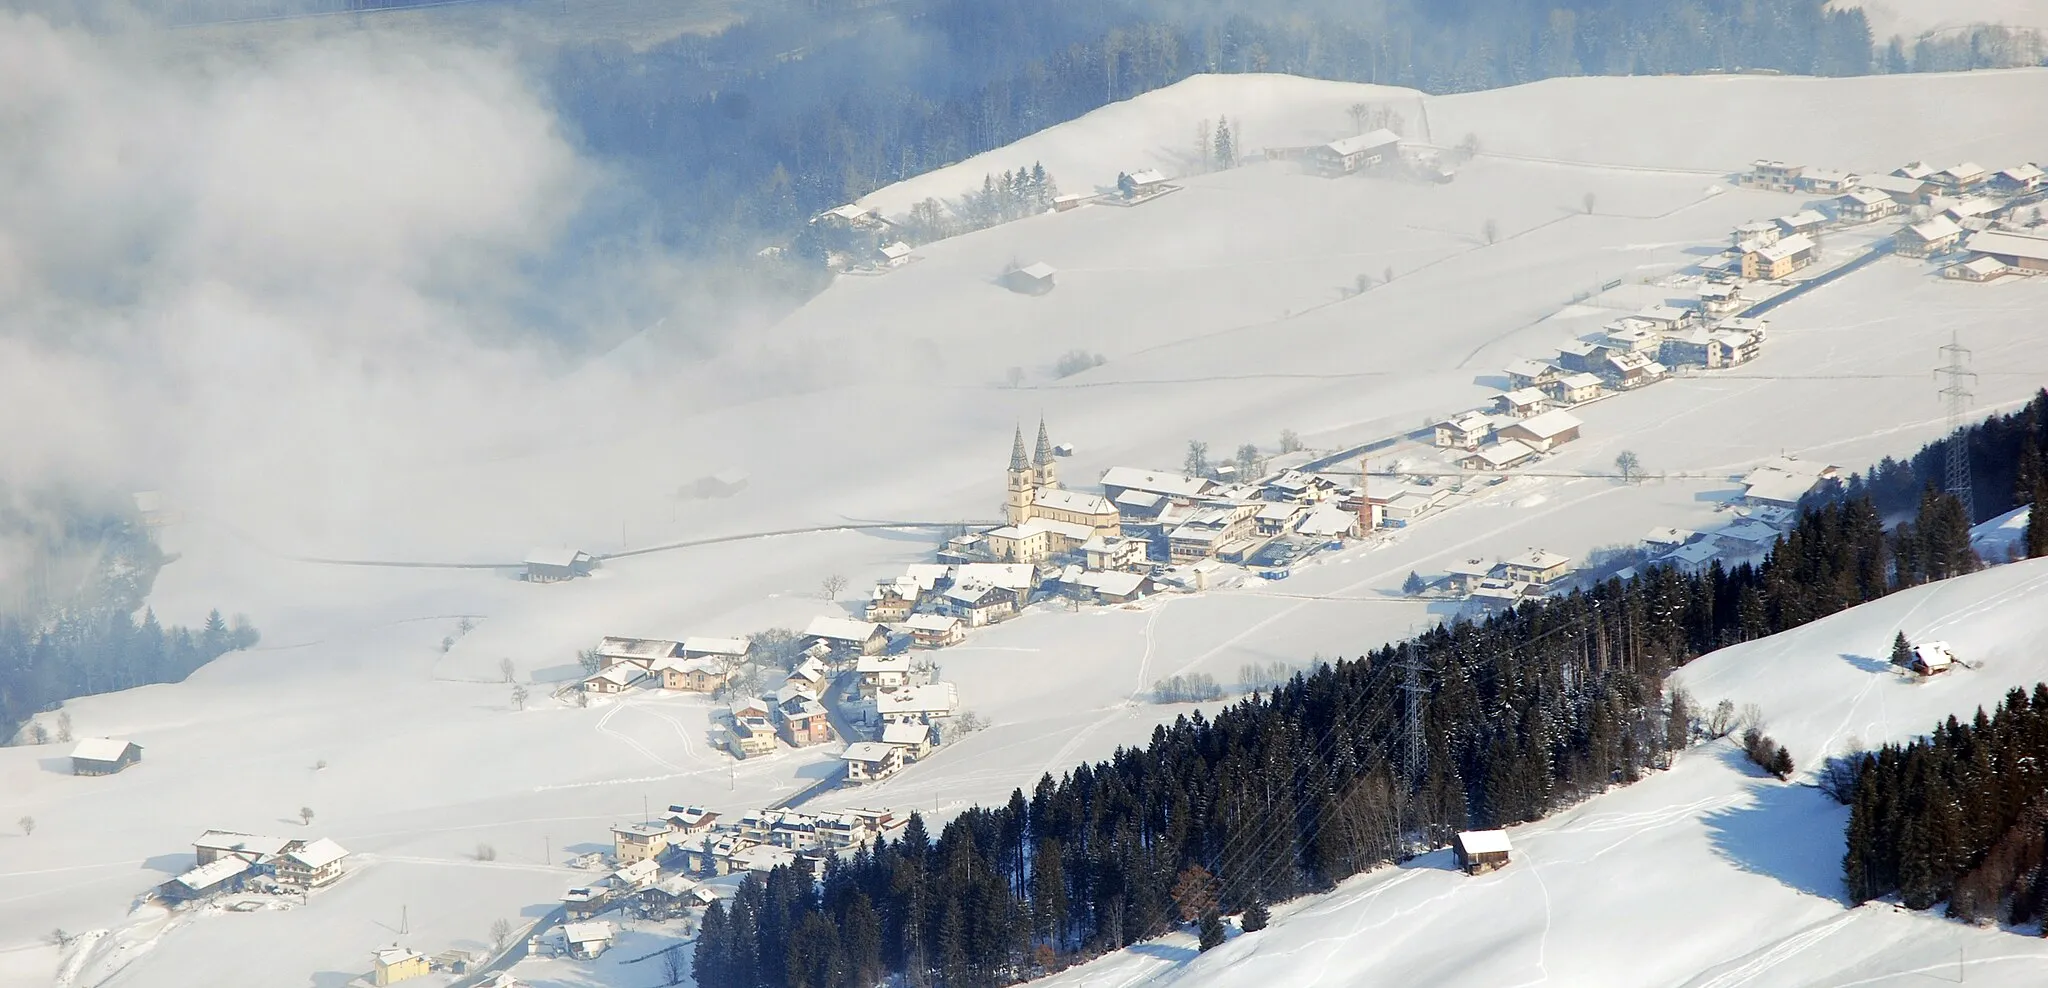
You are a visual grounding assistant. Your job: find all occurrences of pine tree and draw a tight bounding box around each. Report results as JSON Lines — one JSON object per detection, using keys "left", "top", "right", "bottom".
{"left": 1241, "top": 897, "right": 1269, "bottom": 933}
{"left": 1891, "top": 632, "right": 1914, "bottom": 667}
{"left": 1198, "top": 910, "right": 1226, "bottom": 951}
{"left": 2027, "top": 474, "right": 2048, "bottom": 559}
{"left": 1212, "top": 116, "right": 1234, "bottom": 170}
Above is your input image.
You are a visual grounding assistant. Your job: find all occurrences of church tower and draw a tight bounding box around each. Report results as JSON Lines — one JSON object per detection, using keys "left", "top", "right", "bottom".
{"left": 1034, "top": 417, "right": 1058, "bottom": 490}
{"left": 1005, "top": 425, "right": 1035, "bottom": 525}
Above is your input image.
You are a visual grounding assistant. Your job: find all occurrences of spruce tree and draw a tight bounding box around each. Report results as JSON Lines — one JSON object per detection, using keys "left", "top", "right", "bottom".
{"left": 1242, "top": 898, "right": 1270, "bottom": 933}
{"left": 1198, "top": 910, "right": 1226, "bottom": 951}
{"left": 1891, "top": 632, "right": 1914, "bottom": 667}
{"left": 2027, "top": 475, "right": 2048, "bottom": 559}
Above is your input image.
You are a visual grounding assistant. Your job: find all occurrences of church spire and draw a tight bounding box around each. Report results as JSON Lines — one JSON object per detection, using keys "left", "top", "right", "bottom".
{"left": 1034, "top": 417, "right": 1053, "bottom": 466}
{"left": 1010, "top": 425, "right": 1030, "bottom": 473}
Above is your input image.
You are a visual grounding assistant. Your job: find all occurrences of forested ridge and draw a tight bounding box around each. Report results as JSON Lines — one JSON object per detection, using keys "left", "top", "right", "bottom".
{"left": 0, "top": 491, "right": 257, "bottom": 743}
{"left": 690, "top": 406, "right": 2048, "bottom": 988}
{"left": 551, "top": 0, "right": 1884, "bottom": 257}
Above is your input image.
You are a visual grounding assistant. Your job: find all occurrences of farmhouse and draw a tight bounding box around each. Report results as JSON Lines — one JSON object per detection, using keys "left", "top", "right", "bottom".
{"left": 523, "top": 547, "right": 595, "bottom": 583}
{"left": 70, "top": 737, "right": 142, "bottom": 776}
{"left": 1931, "top": 162, "right": 1989, "bottom": 193}
{"left": 882, "top": 722, "right": 936, "bottom": 762}
{"left": 1307, "top": 129, "right": 1401, "bottom": 176}
{"left": 1495, "top": 410, "right": 1582, "bottom": 452}
{"left": 582, "top": 664, "right": 641, "bottom": 694}
{"left": 1433, "top": 411, "right": 1493, "bottom": 450}
{"left": 1124, "top": 168, "right": 1170, "bottom": 192}
{"left": 371, "top": 946, "right": 430, "bottom": 985}
{"left": 856, "top": 654, "right": 913, "bottom": 696}
{"left": 944, "top": 582, "right": 1017, "bottom": 626}
{"left": 1100, "top": 466, "right": 1213, "bottom": 502}
{"left": 651, "top": 655, "right": 729, "bottom": 692}
{"left": 1897, "top": 215, "right": 1963, "bottom": 257}
{"left": 1547, "top": 372, "right": 1604, "bottom": 405}
{"left": 1494, "top": 387, "right": 1553, "bottom": 418}
{"left": 1555, "top": 339, "right": 1605, "bottom": 374}
{"left": 1944, "top": 256, "right": 2010, "bottom": 282}
{"left": 773, "top": 692, "right": 835, "bottom": 747}
{"left": 1774, "top": 209, "right": 1826, "bottom": 238}
{"left": 877, "top": 682, "right": 958, "bottom": 726}
{"left": 1600, "top": 349, "right": 1667, "bottom": 390}
{"left": 596, "top": 636, "right": 679, "bottom": 670}
{"left": 1895, "top": 161, "right": 1936, "bottom": 181}
{"left": 193, "top": 830, "right": 294, "bottom": 866}
{"left": 665, "top": 805, "right": 721, "bottom": 834}
{"left": 1858, "top": 172, "right": 1930, "bottom": 204}
{"left": 1750, "top": 233, "right": 1816, "bottom": 278}
{"left": 866, "top": 579, "right": 919, "bottom": 622}
{"left": 1746, "top": 160, "right": 1802, "bottom": 191}
{"left": 612, "top": 822, "right": 673, "bottom": 866}
{"left": 728, "top": 717, "right": 778, "bottom": 758}
{"left": 1963, "top": 229, "right": 2048, "bottom": 273}
{"left": 1453, "top": 829, "right": 1514, "bottom": 875}
{"left": 875, "top": 241, "right": 912, "bottom": 267}
{"left": 1911, "top": 641, "right": 1957, "bottom": 676}
{"left": 841, "top": 742, "right": 906, "bottom": 785}
{"left": 804, "top": 616, "right": 888, "bottom": 656}
{"left": 1991, "top": 164, "right": 2045, "bottom": 194}
{"left": 160, "top": 856, "right": 251, "bottom": 902}
{"left": 1065, "top": 569, "right": 1153, "bottom": 604}
{"left": 1503, "top": 358, "right": 1563, "bottom": 390}
{"left": 1643, "top": 527, "right": 1700, "bottom": 553}
{"left": 563, "top": 921, "right": 615, "bottom": 960}
{"left": 1799, "top": 167, "right": 1857, "bottom": 194}
{"left": 273, "top": 837, "right": 350, "bottom": 888}
{"left": 1497, "top": 549, "right": 1572, "bottom": 585}
{"left": 904, "top": 613, "right": 965, "bottom": 648}
{"left": 1461, "top": 440, "right": 1537, "bottom": 472}
{"left": 1835, "top": 188, "right": 1899, "bottom": 223}
{"left": 984, "top": 517, "right": 1096, "bottom": 565}
{"left": 1731, "top": 220, "right": 1780, "bottom": 247}
{"left": 1740, "top": 457, "right": 1839, "bottom": 508}
{"left": 1003, "top": 262, "right": 1057, "bottom": 295}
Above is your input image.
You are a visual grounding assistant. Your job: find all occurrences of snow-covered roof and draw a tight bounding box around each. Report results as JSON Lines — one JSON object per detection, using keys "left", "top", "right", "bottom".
{"left": 1127, "top": 168, "right": 1168, "bottom": 185}
{"left": 842, "top": 742, "right": 898, "bottom": 763}
{"left": 1500, "top": 386, "right": 1550, "bottom": 407}
{"left": 1032, "top": 488, "right": 1115, "bottom": 516}
{"left": 1297, "top": 503, "right": 1360, "bottom": 537}
{"left": 879, "top": 241, "right": 912, "bottom": 260}
{"left": 1905, "top": 216, "right": 1962, "bottom": 242}
{"left": 1070, "top": 570, "right": 1148, "bottom": 597}
{"left": 1465, "top": 440, "right": 1537, "bottom": 469}
{"left": 71, "top": 737, "right": 136, "bottom": 762}
{"left": 1775, "top": 209, "right": 1826, "bottom": 229}
{"left": 1457, "top": 829, "right": 1513, "bottom": 855}
{"left": 819, "top": 203, "right": 868, "bottom": 221}
{"left": 1803, "top": 167, "right": 1854, "bottom": 183}
{"left": 882, "top": 722, "right": 932, "bottom": 747}
{"left": 1101, "top": 467, "right": 1212, "bottom": 498}
{"left": 176, "top": 855, "right": 252, "bottom": 890}
{"left": 1755, "top": 233, "right": 1815, "bottom": 262}
{"left": 1505, "top": 410, "right": 1581, "bottom": 440}
{"left": 1447, "top": 557, "right": 1493, "bottom": 577}
{"left": 615, "top": 857, "right": 660, "bottom": 884}
{"left": 1952, "top": 256, "right": 2008, "bottom": 278}
{"left": 953, "top": 563, "right": 1035, "bottom": 591}
{"left": 683, "top": 636, "right": 750, "bottom": 657}
{"left": 597, "top": 637, "right": 679, "bottom": 660}
{"left": 563, "top": 920, "right": 614, "bottom": 945}
{"left": 1016, "top": 262, "right": 1056, "bottom": 280}
{"left": 1939, "top": 161, "right": 1987, "bottom": 181}
{"left": 1644, "top": 527, "right": 1698, "bottom": 547}
{"left": 1505, "top": 358, "right": 1558, "bottom": 378}
{"left": 193, "top": 831, "right": 294, "bottom": 857}
{"left": 1912, "top": 642, "right": 1955, "bottom": 670}
{"left": 282, "top": 837, "right": 349, "bottom": 869}
{"left": 1999, "top": 164, "right": 2045, "bottom": 182}
{"left": 585, "top": 665, "right": 641, "bottom": 687}
{"left": 1501, "top": 548, "right": 1571, "bottom": 571}
{"left": 805, "top": 616, "right": 883, "bottom": 643}
{"left": 1557, "top": 372, "right": 1604, "bottom": 390}
{"left": 1860, "top": 173, "right": 1926, "bottom": 194}
{"left": 856, "top": 654, "right": 910, "bottom": 673}
{"left": 524, "top": 546, "right": 588, "bottom": 567}
{"left": 374, "top": 946, "right": 425, "bottom": 966}
{"left": 1662, "top": 541, "right": 1722, "bottom": 568}
{"left": 1965, "top": 230, "right": 2048, "bottom": 261}
{"left": 877, "top": 682, "right": 958, "bottom": 716}
{"left": 1323, "top": 129, "right": 1401, "bottom": 156}
{"left": 904, "top": 613, "right": 962, "bottom": 633}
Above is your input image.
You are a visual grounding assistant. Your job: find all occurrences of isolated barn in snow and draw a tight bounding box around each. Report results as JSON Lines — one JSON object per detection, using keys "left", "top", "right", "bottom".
{"left": 1453, "top": 829, "right": 1514, "bottom": 875}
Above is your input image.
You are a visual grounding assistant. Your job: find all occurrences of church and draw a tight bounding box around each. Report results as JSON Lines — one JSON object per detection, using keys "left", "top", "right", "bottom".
{"left": 983, "top": 420, "right": 1119, "bottom": 565}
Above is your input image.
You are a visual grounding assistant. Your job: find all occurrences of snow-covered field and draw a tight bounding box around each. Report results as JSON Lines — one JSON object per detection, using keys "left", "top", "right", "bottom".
{"left": 1028, "top": 558, "right": 2048, "bottom": 988}
{"left": 7, "top": 66, "right": 2048, "bottom": 986}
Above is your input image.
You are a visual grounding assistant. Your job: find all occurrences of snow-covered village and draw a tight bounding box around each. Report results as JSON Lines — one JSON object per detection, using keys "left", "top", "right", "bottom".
{"left": 8, "top": 2, "right": 2048, "bottom": 987}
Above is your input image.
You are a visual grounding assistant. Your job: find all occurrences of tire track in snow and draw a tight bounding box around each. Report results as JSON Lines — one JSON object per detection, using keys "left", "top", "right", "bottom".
{"left": 1683, "top": 911, "right": 1858, "bottom": 988}
{"left": 594, "top": 698, "right": 687, "bottom": 772}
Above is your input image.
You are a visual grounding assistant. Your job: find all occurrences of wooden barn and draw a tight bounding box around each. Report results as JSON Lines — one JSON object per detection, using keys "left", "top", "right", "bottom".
{"left": 1453, "top": 829, "right": 1514, "bottom": 875}
{"left": 71, "top": 737, "right": 143, "bottom": 776}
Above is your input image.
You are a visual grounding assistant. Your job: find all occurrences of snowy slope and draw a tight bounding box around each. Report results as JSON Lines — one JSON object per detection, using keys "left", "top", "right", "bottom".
{"left": 1026, "top": 560, "right": 2048, "bottom": 988}
{"left": 1834, "top": 0, "right": 2048, "bottom": 41}
{"left": 10, "top": 67, "right": 2048, "bottom": 986}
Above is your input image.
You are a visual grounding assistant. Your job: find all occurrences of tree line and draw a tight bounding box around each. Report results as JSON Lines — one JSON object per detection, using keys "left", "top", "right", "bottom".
{"left": 0, "top": 492, "right": 257, "bottom": 743}
{"left": 551, "top": 0, "right": 1880, "bottom": 263}
{"left": 689, "top": 392, "right": 2048, "bottom": 987}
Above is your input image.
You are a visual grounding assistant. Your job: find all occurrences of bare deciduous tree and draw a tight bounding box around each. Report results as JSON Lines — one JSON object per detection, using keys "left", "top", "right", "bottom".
{"left": 490, "top": 917, "right": 512, "bottom": 948}
{"left": 55, "top": 712, "right": 72, "bottom": 743}
{"left": 821, "top": 574, "right": 848, "bottom": 600}
{"left": 498, "top": 657, "right": 516, "bottom": 683}
{"left": 477, "top": 843, "right": 498, "bottom": 862}
{"left": 1278, "top": 429, "right": 1303, "bottom": 453}
{"left": 1614, "top": 450, "right": 1641, "bottom": 484}
{"left": 19, "top": 815, "right": 34, "bottom": 837}
{"left": 510, "top": 684, "right": 529, "bottom": 710}
{"left": 298, "top": 806, "right": 314, "bottom": 827}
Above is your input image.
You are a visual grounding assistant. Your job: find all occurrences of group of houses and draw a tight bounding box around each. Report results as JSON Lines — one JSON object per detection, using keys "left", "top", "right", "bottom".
{"left": 1438, "top": 548, "right": 1577, "bottom": 612}
{"left": 1621, "top": 456, "right": 1838, "bottom": 578}
{"left": 579, "top": 636, "right": 750, "bottom": 696}
{"left": 580, "top": 805, "right": 903, "bottom": 917}
{"left": 1741, "top": 157, "right": 2048, "bottom": 282}
{"left": 808, "top": 203, "right": 915, "bottom": 273}
{"left": 156, "top": 829, "right": 352, "bottom": 903}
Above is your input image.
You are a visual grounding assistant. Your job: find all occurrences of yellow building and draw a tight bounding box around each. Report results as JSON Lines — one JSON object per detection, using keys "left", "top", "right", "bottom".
{"left": 612, "top": 822, "right": 673, "bottom": 865}
{"left": 1001, "top": 420, "right": 1119, "bottom": 538}
{"left": 371, "top": 947, "right": 429, "bottom": 986}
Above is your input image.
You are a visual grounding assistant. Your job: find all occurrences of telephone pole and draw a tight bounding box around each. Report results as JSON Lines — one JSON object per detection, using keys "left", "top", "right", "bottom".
{"left": 1936, "top": 332, "right": 1977, "bottom": 520}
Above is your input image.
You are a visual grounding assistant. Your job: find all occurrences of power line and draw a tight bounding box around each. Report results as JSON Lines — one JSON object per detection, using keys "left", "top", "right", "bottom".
{"left": 1935, "top": 332, "right": 1978, "bottom": 520}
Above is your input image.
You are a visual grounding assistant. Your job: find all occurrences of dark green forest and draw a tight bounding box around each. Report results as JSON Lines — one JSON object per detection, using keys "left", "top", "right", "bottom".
{"left": 690, "top": 396, "right": 2048, "bottom": 988}
{"left": 0, "top": 492, "right": 257, "bottom": 743}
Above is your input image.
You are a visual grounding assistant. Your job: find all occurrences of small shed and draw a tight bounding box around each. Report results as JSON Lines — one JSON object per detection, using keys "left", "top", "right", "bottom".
{"left": 1003, "top": 262, "right": 1058, "bottom": 295}
{"left": 1453, "top": 829, "right": 1513, "bottom": 875}
{"left": 1911, "top": 641, "right": 1956, "bottom": 676}
{"left": 71, "top": 737, "right": 142, "bottom": 776}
